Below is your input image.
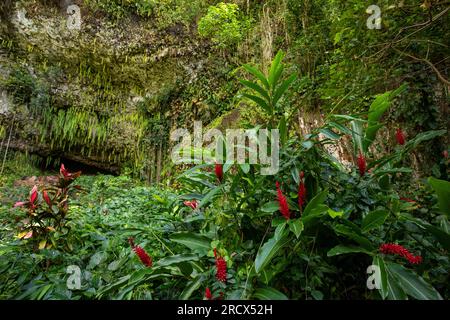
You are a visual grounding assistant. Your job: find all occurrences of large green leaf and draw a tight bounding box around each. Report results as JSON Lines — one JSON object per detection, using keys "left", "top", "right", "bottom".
{"left": 180, "top": 275, "right": 205, "bottom": 300}
{"left": 333, "top": 223, "right": 374, "bottom": 250}
{"left": 253, "top": 287, "right": 288, "bottom": 300}
{"left": 170, "top": 232, "right": 211, "bottom": 255}
{"left": 255, "top": 229, "right": 289, "bottom": 273}
{"left": 302, "top": 189, "right": 328, "bottom": 217}
{"left": 422, "top": 224, "right": 450, "bottom": 251}
{"left": 319, "top": 128, "right": 341, "bottom": 140}
{"left": 350, "top": 120, "right": 364, "bottom": 153}
{"left": 288, "top": 218, "right": 304, "bottom": 238}
{"left": 362, "top": 209, "right": 389, "bottom": 232}
{"left": 327, "top": 121, "right": 353, "bottom": 135}
{"left": 273, "top": 73, "right": 297, "bottom": 106}
{"left": 128, "top": 268, "right": 152, "bottom": 283}
{"left": 302, "top": 204, "right": 329, "bottom": 227}
{"left": 372, "top": 256, "right": 389, "bottom": 299}
{"left": 363, "top": 85, "right": 406, "bottom": 152}
{"left": 242, "top": 93, "right": 272, "bottom": 114}
{"left": 400, "top": 213, "right": 450, "bottom": 251}
{"left": 239, "top": 79, "right": 271, "bottom": 102}
{"left": 438, "top": 215, "right": 450, "bottom": 233}
{"left": 386, "top": 262, "right": 443, "bottom": 300}
{"left": 371, "top": 167, "right": 412, "bottom": 177}
{"left": 278, "top": 115, "right": 287, "bottom": 145}
{"left": 428, "top": 177, "right": 450, "bottom": 217}
{"left": 403, "top": 130, "right": 446, "bottom": 150}
{"left": 268, "top": 50, "right": 284, "bottom": 88}
{"left": 242, "top": 64, "right": 270, "bottom": 89}
{"left": 156, "top": 254, "right": 200, "bottom": 267}
{"left": 363, "top": 92, "right": 390, "bottom": 151}
{"left": 199, "top": 186, "right": 221, "bottom": 208}
{"left": 327, "top": 245, "right": 372, "bottom": 257}
{"left": 386, "top": 270, "right": 407, "bottom": 300}
{"left": 260, "top": 201, "right": 280, "bottom": 213}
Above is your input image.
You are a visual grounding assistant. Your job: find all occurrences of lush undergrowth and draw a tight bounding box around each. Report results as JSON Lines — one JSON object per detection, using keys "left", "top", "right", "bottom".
{"left": 0, "top": 51, "right": 449, "bottom": 301}
{"left": 1, "top": 125, "right": 449, "bottom": 300}
{"left": 0, "top": 173, "right": 183, "bottom": 299}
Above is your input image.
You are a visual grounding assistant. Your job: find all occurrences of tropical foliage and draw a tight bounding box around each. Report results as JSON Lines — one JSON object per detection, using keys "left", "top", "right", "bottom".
{"left": 0, "top": 0, "right": 448, "bottom": 301}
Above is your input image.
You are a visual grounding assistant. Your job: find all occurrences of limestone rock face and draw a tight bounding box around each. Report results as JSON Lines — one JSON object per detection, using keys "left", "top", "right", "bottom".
{"left": 0, "top": 0, "right": 217, "bottom": 175}
{"left": 0, "top": 91, "right": 11, "bottom": 115}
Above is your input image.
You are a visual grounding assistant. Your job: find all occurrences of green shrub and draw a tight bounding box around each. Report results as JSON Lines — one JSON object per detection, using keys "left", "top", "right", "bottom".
{"left": 198, "top": 2, "right": 250, "bottom": 49}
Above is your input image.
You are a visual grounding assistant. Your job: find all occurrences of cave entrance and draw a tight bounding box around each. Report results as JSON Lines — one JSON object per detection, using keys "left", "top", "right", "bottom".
{"left": 43, "top": 157, "right": 117, "bottom": 176}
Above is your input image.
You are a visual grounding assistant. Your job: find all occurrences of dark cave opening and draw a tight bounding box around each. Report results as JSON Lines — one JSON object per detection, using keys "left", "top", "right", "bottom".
{"left": 41, "top": 157, "right": 117, "bottom": 176}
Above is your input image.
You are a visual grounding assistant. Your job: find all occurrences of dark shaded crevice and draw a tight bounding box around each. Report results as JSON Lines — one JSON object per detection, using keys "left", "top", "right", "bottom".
{"left": 6, "top": 138, "right": 121, "bottom": 175}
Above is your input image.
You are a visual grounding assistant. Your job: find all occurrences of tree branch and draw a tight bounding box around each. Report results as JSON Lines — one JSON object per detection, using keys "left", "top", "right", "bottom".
{"left": 394, "top": 49, "right": 450, "bottom": 86}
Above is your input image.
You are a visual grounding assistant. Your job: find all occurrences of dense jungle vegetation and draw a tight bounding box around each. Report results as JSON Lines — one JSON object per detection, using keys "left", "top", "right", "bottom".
{"left": 0, "top": 0, "right": 449, "bottom": 300}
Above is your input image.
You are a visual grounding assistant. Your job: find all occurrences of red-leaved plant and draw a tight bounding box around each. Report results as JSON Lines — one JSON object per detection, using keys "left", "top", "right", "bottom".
{"left": 13, "top": 164, "right": 82, "bottom": 249}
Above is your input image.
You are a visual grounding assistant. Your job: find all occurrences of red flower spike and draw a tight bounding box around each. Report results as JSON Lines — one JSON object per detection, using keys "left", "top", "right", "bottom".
{"left": 443, "top": 150, "right": 449, "bottom": 159}
{"left": 379, "top": 243, "right": 422, "bottom": 264}
{"left": 298, "top": 172, "right": 307, "bottom": 211}
{"left": 213, "top": 248, "right": 227, "bottom": 283}
{"left": 396, "top": 128, "right": 406, "bottom": 145}
{"left": 276, "top": 181, "right": 290, "bottom": 220}
{"left": 184, "top": 200, "right": 198, "bottom": 210}
{"left": 133, "top": 245, "right": 153, "bottom": 267}
{"left": 29, "top": 185, "right": 38, "bottom": 204}
{"left": 205, "top": 288, "right": 212, "bottom": 300}
{"left": 357, "top": 152, "right": 366, "bottom": 177}
{"left": 215, "top": 163, "right": 223, "bottom": 182}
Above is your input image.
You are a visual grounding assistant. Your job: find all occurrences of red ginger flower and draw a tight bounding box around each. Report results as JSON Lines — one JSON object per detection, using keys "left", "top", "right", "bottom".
{"left": 184, "top": 200, "right": 198, "bottom": 210}
{"left": 396, "top": 128, "right": 406, "bottom": 145}
{"left": 443, "top": 150, "right": 449, "bottom": 159}
{"left": 298, "top": 171, "right": 307, "bottom": 212}
{"left": 214, "top": 248, "right": 227, "bottom": 283}
{"left": 380, "top": 243, "right": 422, "bottom": 264}
{"left": 133, "top": 246, "right": 153, "bottom": 267}
{"left": 357, "top": 152, "right": 366, "bottom": 177}
{"left": 276, "top": 181, "right": 290, "bottom": 219}
{"left": 215, "top": 163, "right": 223, "bottom": 182}
{"left": 205, "top": 288, "right": 212, "bottom": 300}
{"left": 129, "top": 238, "right": 152, "bottom": 267}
